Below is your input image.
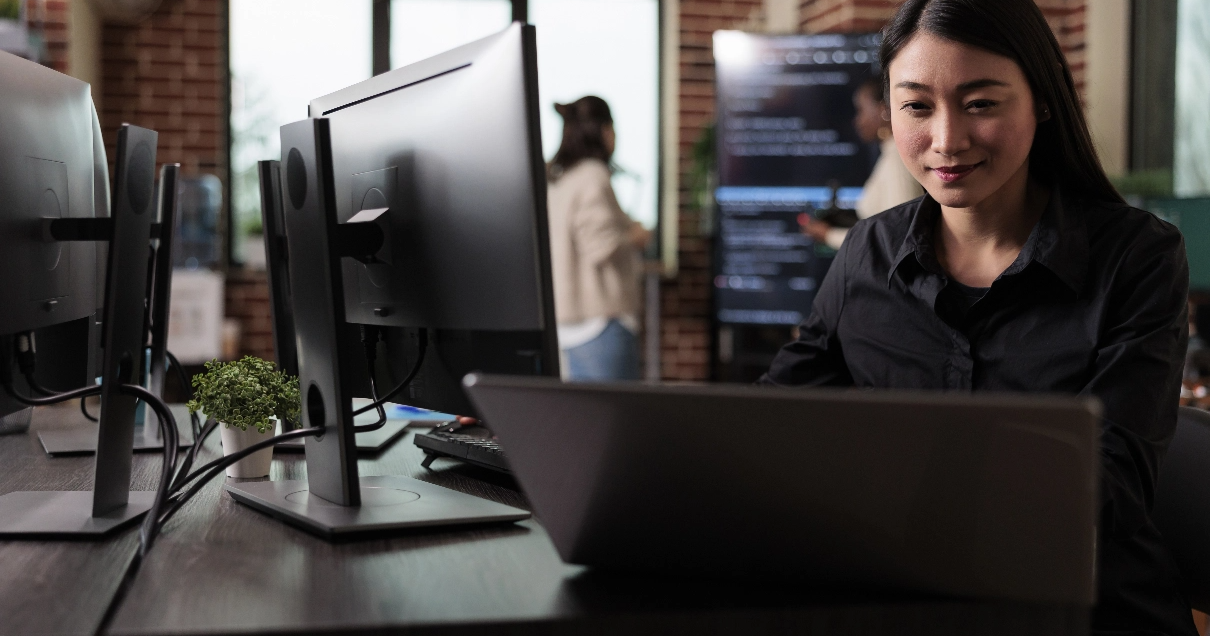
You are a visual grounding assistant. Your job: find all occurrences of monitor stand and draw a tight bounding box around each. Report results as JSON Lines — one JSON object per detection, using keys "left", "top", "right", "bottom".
{"left": 37, "top": 403, "right": 196, "bottom": 455}
{"left": 224, "top": 119, "right": 528, "bottom": 540}
{"left": 225, "top": 476, "right": 528, "bottom": 539}
{"left": 0, "top": 125, "right": 160, "bottom": 537}
{"left": 37, "top": 163, "right": 189, "bottom": 458}
{"left": 0, "top": 491, "right": 156, "bottom": 537}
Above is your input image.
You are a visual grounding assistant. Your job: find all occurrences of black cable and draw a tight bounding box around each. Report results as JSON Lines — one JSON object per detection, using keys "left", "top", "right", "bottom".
{"left": 164, "top": 350, "right": 191, "bottom": 400}
{"left": 169, "top": 417, "right": 220, "bottom": 493}
{"left": 163, "top": 350, "right": 200, "bottom": 440}
{"left": 2, "top": 379, "right": 101, "bottom": 406}
{"left": 168, "top": 421, "right": 305, "bottom": 495}
{"left": 24, "top": 373, "right": 56, "bottom": 397}
{"left": 352, "top": 328, "right": 427, "bottom": 416}
{"left": 118, "top": 383, "right": 178, "bottom": 556}
{"left": 157, "top": 426, "right": 321, "bottom": 530}
{"left": 353, "top": 325, "right": 388, "bottom": 432}
{"left": 80, "top": 396, "right": 98, "bottom": 421}
{"left": 354, "top": 370, "right": 388, "bottom": 434}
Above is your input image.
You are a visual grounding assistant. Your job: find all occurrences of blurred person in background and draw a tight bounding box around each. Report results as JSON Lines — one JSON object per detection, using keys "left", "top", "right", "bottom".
{"left": 547, "top": 96, "right": 651, "bottom": 381}
{"left": 802, "top": 76, "right": 922, "bottom": 249}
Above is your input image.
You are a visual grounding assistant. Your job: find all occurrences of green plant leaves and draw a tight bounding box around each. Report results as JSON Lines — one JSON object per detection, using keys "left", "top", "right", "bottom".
{"left": 186, "top": 356, "right": 301, "bottom": 434}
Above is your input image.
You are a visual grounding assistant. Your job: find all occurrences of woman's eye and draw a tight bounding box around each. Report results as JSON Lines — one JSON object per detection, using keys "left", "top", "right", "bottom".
{"left": 899, "top": 102, "right": 930, "bottom": 115}
{"left": 965, "top": 99, "right": 997, "bottom": 111}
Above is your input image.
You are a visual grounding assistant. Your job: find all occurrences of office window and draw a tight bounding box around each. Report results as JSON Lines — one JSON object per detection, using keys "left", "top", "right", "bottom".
{"left": 1175, "top": 0, "right": 1210, "bottom": 196}
{"left": 530, "top": 0, "right": 661, "bottom": 230}
{"left": 390, "top": 0, "right": 512, "bottom": 69}
{"left": 229, "top": 0, "right": 372, "bottom": 263}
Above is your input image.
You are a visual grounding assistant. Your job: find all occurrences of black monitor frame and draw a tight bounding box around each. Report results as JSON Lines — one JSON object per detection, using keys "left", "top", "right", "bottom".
{"left": 144, "top": 163, "right": 181, "bottom": 406}
{"left": 258, "top": 160, "right": 299, "bottom": 381}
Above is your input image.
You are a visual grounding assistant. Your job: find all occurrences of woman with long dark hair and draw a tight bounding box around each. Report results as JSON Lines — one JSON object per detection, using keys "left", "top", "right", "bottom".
{"left": 761, "top": 1, "right": 1194, "bottom": 633}
{"left": 547, "top": 96, "right": 650, "bottom": 380}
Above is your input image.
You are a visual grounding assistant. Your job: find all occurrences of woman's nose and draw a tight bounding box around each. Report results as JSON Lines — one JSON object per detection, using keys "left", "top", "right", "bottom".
{"left": 930, "top": 107, "right": 971, "bottom": 157}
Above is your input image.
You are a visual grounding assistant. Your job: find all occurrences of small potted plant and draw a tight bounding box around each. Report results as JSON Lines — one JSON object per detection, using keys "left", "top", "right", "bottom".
{"left": 186, "top": 356, "right": 300, "bottom": 478}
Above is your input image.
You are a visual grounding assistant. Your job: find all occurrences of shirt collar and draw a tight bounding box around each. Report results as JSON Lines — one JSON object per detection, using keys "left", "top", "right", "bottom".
{"left": 888, "top": 188, "right": 1088, "bottom": 293}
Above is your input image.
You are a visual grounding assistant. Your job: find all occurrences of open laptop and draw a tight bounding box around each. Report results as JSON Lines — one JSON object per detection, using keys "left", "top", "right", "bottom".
{"left": 463, "top": 375, "right": 1100, "bottom": 605}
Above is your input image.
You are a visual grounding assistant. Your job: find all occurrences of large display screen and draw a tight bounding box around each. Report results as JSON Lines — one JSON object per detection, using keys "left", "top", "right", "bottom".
{"left": 713, "top": 32, "right": 881, "bottom": 326}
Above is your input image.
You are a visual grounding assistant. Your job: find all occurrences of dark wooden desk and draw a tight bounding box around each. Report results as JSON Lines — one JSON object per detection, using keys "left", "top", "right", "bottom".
{"left": 0, "top": 405, "right": 157, "bottom": 636}
{"left": 1, "top": 407, "right": 1089, "bottom": 636}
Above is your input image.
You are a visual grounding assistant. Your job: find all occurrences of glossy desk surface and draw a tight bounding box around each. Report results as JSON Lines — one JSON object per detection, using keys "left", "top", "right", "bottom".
{"left": 0, "top": 405, "right": 1089, "bottom": 635}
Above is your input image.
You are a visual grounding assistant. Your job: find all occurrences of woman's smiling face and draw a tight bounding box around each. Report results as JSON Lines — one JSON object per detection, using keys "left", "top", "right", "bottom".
{"left": 888, "top": 32, "right": 1042, "bottom": 209}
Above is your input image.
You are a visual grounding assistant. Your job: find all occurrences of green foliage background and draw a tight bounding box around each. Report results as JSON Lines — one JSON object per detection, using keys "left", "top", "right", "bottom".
{"left": 0, "top": 0, "right": 20, "bottom": 21}
{"left": 186, "top": 356, "right": 300, "bottom": 434}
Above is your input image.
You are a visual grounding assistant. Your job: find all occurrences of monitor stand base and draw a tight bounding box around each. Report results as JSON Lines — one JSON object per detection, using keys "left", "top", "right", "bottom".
{"left": 0, "top": 491, "right": 156, "bottom": 538}
{"left": 38, "top": 404, "right": 196, "bottom": 455}
{"left": 225, "top": 475, "right": 530, "bottom": 540}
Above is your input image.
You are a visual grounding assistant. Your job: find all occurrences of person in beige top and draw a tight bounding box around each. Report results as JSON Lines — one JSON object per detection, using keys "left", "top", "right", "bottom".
{"left": 802, "top": 77, "right": 923, "bottom": 249}
{"left": 546, "top": 96, "right": 650, "bottom": 380}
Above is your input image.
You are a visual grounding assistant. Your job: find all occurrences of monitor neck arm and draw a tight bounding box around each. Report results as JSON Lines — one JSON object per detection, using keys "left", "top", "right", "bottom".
{"left": 44, "top": 218, "right": 164, "bottom": 242}
{"left": 332, "top": 207, "right": 391, "bottom": 265}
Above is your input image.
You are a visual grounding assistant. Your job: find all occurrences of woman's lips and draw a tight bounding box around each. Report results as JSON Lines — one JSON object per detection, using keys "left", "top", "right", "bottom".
{"left": 932, "top": 163, "right": 980, "bottom": 183}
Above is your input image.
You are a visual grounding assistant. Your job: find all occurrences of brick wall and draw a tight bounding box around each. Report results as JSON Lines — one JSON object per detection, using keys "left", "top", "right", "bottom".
{"left": 95, "top": 0, "right": 275, "bottom": 361}
{"left": 26, "top": 0, "right": 70, "bottom": 72}
{"left": 224, "top": 268, "right": 274, "bottom": 360}
{"left": 99, "top": 0, "right": 226, "bottom": 178}
{"left": 659, "top": 0, "right": 1088, "bottom": 381}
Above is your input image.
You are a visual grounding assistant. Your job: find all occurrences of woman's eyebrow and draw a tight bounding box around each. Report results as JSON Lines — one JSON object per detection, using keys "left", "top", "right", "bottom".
{"left": 893, "top": 78, "right": 1012, "bottom": 92}
{"left": 894, "top": 80, "right": 931, "bottom": 92}
{"left": 956, "top": 78, "right": 1011, "bottom": 90}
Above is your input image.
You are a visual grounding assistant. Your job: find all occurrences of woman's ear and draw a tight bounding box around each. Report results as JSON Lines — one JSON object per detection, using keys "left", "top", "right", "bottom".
{"left": 1036, "top": 102, "right": 1052, "bottom": 123}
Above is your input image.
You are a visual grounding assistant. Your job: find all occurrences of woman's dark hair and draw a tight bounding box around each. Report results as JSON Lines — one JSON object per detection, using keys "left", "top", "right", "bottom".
{"left": 548, "top": 96, "right": 613, "bottom": 181}
{"left": 858, "top": 75, "right": 884, "bottom": 105}
{"left": 880, "top": 0, "right": 1124, "bottom": 204}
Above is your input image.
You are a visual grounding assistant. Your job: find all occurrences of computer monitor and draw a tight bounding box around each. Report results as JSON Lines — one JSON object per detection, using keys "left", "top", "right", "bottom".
{"left": 0, "top": 52, "right": 102, "bottom": 425}
{"left": 224, "top": 23, "right": 553, "bottom": 537}
{"left": 308, "top": 21, "right": 559, "bottom": 418}
{"left": 0, "top": 48, "right": 161, "bottom": 538}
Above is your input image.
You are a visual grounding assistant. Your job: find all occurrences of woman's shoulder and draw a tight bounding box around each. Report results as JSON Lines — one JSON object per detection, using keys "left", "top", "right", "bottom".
{"left": 555, "top": 158, "right": 612, "bottom": 185}
{"left": 1079, "top": 197, "right": 1183, "bottom": 252}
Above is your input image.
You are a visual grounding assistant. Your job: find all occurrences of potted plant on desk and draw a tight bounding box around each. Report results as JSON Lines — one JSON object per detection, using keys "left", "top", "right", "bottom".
{"left": 186, "top": 356, "right": 300, "bottom": 478}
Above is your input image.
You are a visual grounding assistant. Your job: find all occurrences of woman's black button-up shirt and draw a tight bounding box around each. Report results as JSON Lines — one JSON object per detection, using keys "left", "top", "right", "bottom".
{"left": 761, "top": 192, "right": 1195, "bottom": 635}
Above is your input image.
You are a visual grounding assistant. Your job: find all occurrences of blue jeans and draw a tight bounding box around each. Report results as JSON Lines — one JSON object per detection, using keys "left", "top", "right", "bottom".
{"left": 563, "top": 319, "right": 641, "bottom": 381}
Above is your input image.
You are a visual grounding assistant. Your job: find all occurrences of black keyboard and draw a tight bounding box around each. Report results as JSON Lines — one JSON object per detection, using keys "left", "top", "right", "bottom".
{"left": 414, "top": 430, "right": 511, "bottom": 474}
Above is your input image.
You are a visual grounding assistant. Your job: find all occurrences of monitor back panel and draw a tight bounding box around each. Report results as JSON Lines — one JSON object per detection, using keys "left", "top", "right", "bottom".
{"left": 310, "top": 23, "right": 552, "bottom": 333}
{"left": 0, "top": 52, "right": 98, "bottom": 335}
{"left": 465, "top": 376, "right": 1100, "bottom": 605}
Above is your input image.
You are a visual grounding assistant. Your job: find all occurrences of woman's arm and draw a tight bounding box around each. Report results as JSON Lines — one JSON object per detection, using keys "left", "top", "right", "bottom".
{"left": 572, "top": 167, "right": 635, "bottom": 267}
{"left": 759, "top": 237, "right": 854, "bottom": 387}
{"left": 1083, "top": 221, "right": 1189, "bottom": 540}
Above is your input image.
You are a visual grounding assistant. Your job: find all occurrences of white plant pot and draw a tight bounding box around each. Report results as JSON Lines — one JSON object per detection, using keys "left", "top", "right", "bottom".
{"left": 219, "top": 422, "right": 276, "bottom": 478}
